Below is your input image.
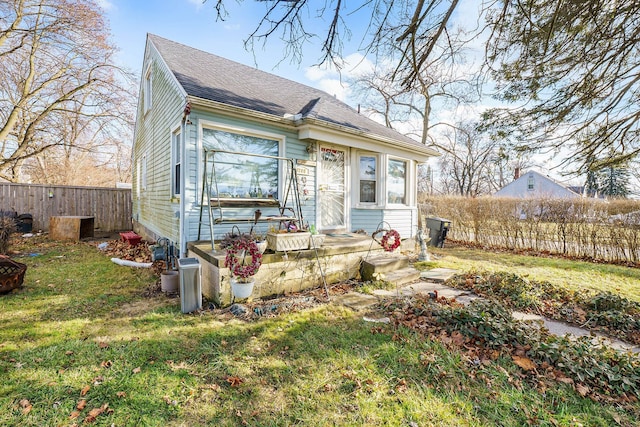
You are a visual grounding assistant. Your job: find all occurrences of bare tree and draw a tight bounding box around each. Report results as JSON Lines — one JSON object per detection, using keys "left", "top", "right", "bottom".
{"left": 208, "top": 0, "right": 640, "bottom": 170}
{"left": 0, "top": 0, "right": 135, "bottom": 183}
{"left": 436, "top": 121, "right": 502, "bottom": 196}
{"left": 483, "top": 0, "right": 640, "bottom": 172}
{"left": 350, "top": 26, "right": 482, "bottom": 146}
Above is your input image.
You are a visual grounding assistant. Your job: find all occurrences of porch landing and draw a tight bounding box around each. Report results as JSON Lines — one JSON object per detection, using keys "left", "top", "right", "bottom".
{"left": 187, "top": 233, "right": 400, "bottom": 307}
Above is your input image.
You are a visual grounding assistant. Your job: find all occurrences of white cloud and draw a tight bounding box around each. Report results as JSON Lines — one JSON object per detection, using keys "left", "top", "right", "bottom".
{"left": 96, "top": 0, "right": 114, "bottom": 11}
{"left": 304, "top": 66, "right": 332, "bottom": 82}
{"left": 302, "top": 53, "right": 376, "bottom": 101}
{"left": 317, "top": 79, "right": 351, "bottom": 101}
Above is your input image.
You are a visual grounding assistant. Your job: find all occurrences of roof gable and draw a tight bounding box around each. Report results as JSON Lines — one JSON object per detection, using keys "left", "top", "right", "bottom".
{"left": 147, "top": 34, "right": 432, "bottom": 150}
{"left": 494, "top": 170, "right": 580, "bottom": 198}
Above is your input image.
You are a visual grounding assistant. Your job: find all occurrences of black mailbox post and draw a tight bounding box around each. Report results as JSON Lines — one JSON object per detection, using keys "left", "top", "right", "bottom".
{"left": 425, "top": 217, "right": 451, "bottom": 248}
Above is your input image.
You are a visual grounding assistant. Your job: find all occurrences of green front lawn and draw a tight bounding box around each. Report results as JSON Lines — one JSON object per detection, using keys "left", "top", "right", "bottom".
{"left": 0, "top": 238, "right": 638, "bottom": 426}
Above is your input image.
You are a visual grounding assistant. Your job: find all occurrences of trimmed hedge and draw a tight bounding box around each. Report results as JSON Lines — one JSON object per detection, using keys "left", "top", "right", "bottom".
{"left": 420, "top": 196, "right": 640, "bottom": 264}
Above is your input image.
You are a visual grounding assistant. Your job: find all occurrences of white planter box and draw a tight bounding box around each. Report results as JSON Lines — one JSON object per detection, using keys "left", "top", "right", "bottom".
{"left": 309, "top": 234, "right": 326, "bottom": 247}
{"left": 266, "top": 231, "right": 311, "bottom": 251}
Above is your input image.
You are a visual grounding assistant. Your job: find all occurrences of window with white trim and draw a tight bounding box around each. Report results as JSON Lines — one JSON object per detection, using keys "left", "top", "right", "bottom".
{"left": 141, "top": 155, "right": 147, "bottom": 191}
{"left": 144, "top": 64, "right": 152, "bottom": 113}
{"left": 172, "top": 129, "right": 181, "bottom": 197}
{"left": 202, "top": 128, "right": 279, "bottom": 199}
{"left": 358, "top": 155, "right": 377, "bottom": 203}
{"left": 387, "top": 158, "right": 406, "bottom": 204}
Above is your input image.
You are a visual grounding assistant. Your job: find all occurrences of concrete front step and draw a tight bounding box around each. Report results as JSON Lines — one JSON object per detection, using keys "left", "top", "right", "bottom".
{"left": 383, "top": 267, "right": 421, "bottom": 287}
{"left": 420, "top": 268, "right": 458, "bottom": 283}
{"left": 361, "top": 254, "right": 410, "bottom": 280}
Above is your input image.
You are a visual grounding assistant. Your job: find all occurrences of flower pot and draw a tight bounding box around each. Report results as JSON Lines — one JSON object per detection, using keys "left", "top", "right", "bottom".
{"left": 256, "top": 240, "right": 268, "bottom": 254}
{"left": 160, "top": 270, "right": 179, "bottom": 293}
{"left": 231, "top": 277, "right": 255, "bottom": 299}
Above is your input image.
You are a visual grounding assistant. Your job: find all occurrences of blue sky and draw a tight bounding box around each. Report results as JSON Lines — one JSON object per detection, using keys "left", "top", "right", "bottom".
{"left": 100, "top": 1, "right": 588, "bottom": 185}
{"left": 101, "top": 0, "right": 374, "bottom": 101}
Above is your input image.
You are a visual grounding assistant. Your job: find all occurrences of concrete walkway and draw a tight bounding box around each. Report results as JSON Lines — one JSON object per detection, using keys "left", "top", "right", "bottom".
{"left": 340, "top": 269, "right": 640, "bottom": 355}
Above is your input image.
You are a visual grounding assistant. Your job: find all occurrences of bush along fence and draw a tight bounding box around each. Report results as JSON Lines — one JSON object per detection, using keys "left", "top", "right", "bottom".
{"left": 0, "top": 182, "right": 132, "bottom": 233}
{"left": 420, "top": 196, "right": 640, "bottom": 264}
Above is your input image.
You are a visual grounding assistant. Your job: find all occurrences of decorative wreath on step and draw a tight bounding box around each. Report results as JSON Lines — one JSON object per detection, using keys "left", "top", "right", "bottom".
{"left": 225, "top": 236, "right": 262, "bottom": 280}
{"left": 380, "top": 229, "right": 401, "bottom": 252}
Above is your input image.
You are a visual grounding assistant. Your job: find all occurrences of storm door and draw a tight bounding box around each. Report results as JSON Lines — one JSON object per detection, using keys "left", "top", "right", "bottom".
{"left": 318, "top": 146, "right": 346, "bottom": 230}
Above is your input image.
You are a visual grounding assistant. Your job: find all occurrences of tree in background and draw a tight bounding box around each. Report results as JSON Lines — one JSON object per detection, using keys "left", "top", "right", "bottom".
{"left": 209, "top": 0, "right": 640, "bottom": 172}
{"left": 436, "top": 121, "right": 494, "bottom": 196}
{"left": 483, "top": 0, "right": 640, "bottom": 172}
{"left": 349, "top": 27, "right": 482, "bottom": 146}
{"left": 0, "top": 0, "right": 135, "bottom": 184}
{"left": 597, "top": 164, "right": 630, "bottom": 199}
{"left": 583, "top": 167, "right": 599, "bottom": 198}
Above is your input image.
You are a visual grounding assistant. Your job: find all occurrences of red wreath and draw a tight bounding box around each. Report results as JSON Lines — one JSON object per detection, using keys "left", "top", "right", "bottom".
{"left": 381, "top": 229, "right": 401, "bottom": 252}
{"left": 225, "top": 237, "right": 262, "bottom": 280}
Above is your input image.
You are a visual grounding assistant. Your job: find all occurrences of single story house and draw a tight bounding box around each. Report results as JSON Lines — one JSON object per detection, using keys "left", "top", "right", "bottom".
{"left": 493, "top": 170, "right": 581, "bottom": 199}
{"left": 132, "top": 33, "right": 439, "bottom": 257}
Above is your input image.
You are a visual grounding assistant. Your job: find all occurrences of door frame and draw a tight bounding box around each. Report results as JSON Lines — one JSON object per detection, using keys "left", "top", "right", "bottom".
{"left": 317, "top": 144, "right": 349, "bottom": 232}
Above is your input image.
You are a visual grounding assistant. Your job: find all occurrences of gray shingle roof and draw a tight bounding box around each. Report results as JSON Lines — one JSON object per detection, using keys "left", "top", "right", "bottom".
{"left": 148, "top": 34, "right": 431, "bottom": 149}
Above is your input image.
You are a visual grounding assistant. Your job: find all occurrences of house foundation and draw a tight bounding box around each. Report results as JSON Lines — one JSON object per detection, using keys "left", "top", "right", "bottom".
{"left": 187, "top": 233, "right": 406, "bottom": 307}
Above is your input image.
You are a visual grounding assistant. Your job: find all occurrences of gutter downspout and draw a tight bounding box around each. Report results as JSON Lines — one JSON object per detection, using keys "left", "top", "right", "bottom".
{"left": 179, "top": 114, "right": 189, "bottom": 258}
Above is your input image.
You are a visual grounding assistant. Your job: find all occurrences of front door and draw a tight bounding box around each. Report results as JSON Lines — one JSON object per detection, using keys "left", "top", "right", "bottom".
{"left": 318, "top": 146, "right": 346, "bottom": 230}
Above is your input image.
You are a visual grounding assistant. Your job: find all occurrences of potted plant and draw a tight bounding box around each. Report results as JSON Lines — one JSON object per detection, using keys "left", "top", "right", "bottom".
{"left": 251, "top": 231, "right": 268, "bottom": 254}
{"left": 225, "top": 234, "right": 262, "bottom": 298}
{"left": 0, "top": 216, "right": 26, "bottom": 294}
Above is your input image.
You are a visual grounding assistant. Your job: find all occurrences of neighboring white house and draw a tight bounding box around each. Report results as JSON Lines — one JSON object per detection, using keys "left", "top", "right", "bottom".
{"left": 493, "top": 170, "right": 581, "bottom": 199}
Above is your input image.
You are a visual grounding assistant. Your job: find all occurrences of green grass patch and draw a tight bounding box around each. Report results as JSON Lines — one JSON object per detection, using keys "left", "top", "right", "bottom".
{"left": 0, "top": 239, "right": 638, "bottom": 425}
{"left": 428, "top": 245, "right": 640, "bottom": 303}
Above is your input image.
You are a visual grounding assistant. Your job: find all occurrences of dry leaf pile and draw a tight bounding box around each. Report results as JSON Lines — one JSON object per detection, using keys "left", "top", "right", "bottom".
{"left": 382, "top": 294, "right": 640, "bottom": 406}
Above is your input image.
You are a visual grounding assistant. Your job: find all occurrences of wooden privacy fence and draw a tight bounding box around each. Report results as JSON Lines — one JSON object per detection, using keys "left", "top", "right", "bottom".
{"left": 0, "top": 183, "right": 132, "bottom": 233}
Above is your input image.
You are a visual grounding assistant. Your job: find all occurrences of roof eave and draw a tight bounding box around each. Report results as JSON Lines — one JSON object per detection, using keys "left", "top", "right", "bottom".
{"left": 297, "top": 118, "right": 440, "bottom": 159}
{"left": 188, "top": 96, "right": 440, "bottom": 160}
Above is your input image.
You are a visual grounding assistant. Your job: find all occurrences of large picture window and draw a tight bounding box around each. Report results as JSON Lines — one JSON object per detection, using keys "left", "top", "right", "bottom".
{"left": 202, "top": 128, "right": 279, "bottom": 199}
{"left": 387, "top": 158, "right": 406, "bottom": 204}
{"left": 359, "top": 155, "right": 377, "bottom": 203}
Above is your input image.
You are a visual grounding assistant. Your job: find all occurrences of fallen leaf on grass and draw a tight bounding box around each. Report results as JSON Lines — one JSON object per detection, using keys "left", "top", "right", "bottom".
{"left": 451, "top": 331, "right": 467, "bottom": 346}
{"left": 132, "top": 367, "right": 141, "bottom": 374}
{"left": 19, "top": 399, "right": 32, "bottom": 414}
{"left": 98, "top": 342, "right": 109, "bottom": 349}
{"left": 69, "top": 411, "right": 81, "bottom": 419}
{"left": 512, "top": 355, "right": 536, "bottom": 371}
{"left": 116, "top": 392, "right": 126, "bottom": 398}
{"left": 84, "top": 403, "right": 110, "bottom": 424}
{"left": 80, "top": 385, "right": 90, "bottom": 396}
{"left": 100, "top": 360, "right": 112, "bottom": 368}
{"left": 576, "top": 383, "right": 590, "bottom": 397}
{"left": 77, "top": 399, "right": 87, "bottom": 410}
{"left": 226, "top": 376, "right": 244, "bottom": 387}
{"left": 557, "top": 376, "right": 574, "bottom": 385}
